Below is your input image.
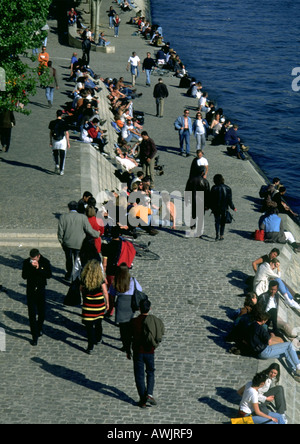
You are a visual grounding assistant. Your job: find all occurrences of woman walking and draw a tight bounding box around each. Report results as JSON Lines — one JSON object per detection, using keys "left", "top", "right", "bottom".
{"left": 109, "top": 263, "right": 143, "bottom": 359}
{"left": 80, "top": 259, "right": 109, "bottom": 354}
{"left": 210, "top": 174, "right": 236, "bottom": 240}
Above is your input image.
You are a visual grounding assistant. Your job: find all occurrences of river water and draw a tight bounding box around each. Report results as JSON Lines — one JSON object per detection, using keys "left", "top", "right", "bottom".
{"left": 150, "top": 0, "right": 300, "bottom": 215}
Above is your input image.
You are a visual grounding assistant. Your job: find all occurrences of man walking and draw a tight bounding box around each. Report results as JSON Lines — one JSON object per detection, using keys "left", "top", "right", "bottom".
{"left": 57, "top": 201, "right": 100, "bottom": 281}
{"left": 49, "top": 110, "right": 70, "bottom": 175}
{"left": 131, "top": 299, "right": 164, "bottom": 407}
{"left": 22, "top": 249, "right": 52, "bottom": 346}
{"left": 38, "top": 45, "right": 49, "bottom": 75}
{"left": 142, "top": 52, "right": 156, "bottom": 86}
{"left": 126, "top": 52, "right": 140, "bottom": 86}
{"left": 139, "top": 131, "right": 157, "bottom": 188}
{"left": 0, "top": 109, "right": 15, "bottom": 152}
{"left": 174, "top": 109, "right": 193, "bottom": 157}
{"left": 153, "top": 78, "right": 169, "bottom": 117}
{"left": 45, "top": 61, "right": 59, "bottom": 108}
{"left": 82, "top": 36, "right": 91, "bottom": 65}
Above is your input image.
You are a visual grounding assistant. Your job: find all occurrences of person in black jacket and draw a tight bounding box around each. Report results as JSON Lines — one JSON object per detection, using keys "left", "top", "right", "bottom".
{"left": 22, "top": 249, "right": 52, "bottom": 345}
{"left": 153, "top": 78, "right": 169, "bottom": 117}
{"left": 142, "top": 52, "right": 156, "bottom": 86}
{"left": 210, "top": 174, "right": 236, "bottom": 241}
{"left": 0, "top": 109, "right": 15, "bottom": 152}
{"left": 185, "top": 166, "right": 210, "bottom": 238}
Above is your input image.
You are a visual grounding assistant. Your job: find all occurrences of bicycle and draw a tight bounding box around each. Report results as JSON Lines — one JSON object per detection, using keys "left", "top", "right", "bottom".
{"left": 120, "top": 234, "right": 160, "bottom": 261}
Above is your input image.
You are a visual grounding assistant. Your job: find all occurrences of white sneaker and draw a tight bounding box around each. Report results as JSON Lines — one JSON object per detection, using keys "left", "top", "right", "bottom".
{"left": 60, "top": 170, "right": 64, "bottom": 176}
{"left": 282, "top": 414, "right": 288, "bottom": 424}
{"left": 54, "top": 165, "right": 60, "bottom": 174}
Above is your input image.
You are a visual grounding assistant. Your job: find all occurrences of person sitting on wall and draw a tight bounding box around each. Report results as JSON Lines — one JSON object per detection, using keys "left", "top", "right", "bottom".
{"left": 258, "top": 208, "right": 296, "bottom": 244}
{"left": 98, "top": 32, "right": 111, "bottom": 47}
{"left": 271, "top": 186, "right": 298, "bottom": 218}
{"left": 224, "top": 124, "right": 248, "bottom": 160}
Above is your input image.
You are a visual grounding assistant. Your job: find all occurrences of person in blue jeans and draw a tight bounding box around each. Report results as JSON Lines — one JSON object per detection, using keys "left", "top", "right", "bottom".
{"left": 237, "top": 372, "right": 286, "bottom": 424}
{"left": 246, "top": 311, "right": 300, "bottom": 383}
{"left": 131, "top": 299, "right": 157, "bottom": 408}
{"left": 174, "top": 109, "right": 193, "bottom": 157}
{"left": 224, "top": 124, "right": 246, "bottom": 160}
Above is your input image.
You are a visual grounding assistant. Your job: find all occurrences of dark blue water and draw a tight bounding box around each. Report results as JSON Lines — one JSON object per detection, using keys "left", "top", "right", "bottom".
{"left": 151, "top": 0, "right": 300, "bottom": 215}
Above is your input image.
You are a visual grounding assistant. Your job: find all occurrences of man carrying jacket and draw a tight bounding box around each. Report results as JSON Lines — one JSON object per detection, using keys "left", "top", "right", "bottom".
{"left": 57, "top": 201, "right": 100, "bottom": 281}
{"left": 131, "top": 299, "right": 164, "bottom": 408}
{"left": 139, "top": 131, "right": 157, "bottom": 188}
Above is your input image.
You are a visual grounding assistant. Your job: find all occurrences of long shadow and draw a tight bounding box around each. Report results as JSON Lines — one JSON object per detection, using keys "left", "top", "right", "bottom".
{"left": 226, "top": 270, "right": 250, "bottom": 291}
{"left": 228, "top": 228, "right": 254, "bottom": 240}
{"left": 156, "top": 144, "right": 181, "bottom": 155}
{"left": 0, "top": 158, "right": 54, "bottom": 175}
{"left": 29, "top": 100, "right": 51, "bottom": 109}
{"left": 243, "top": 194, "right": 263, "bottom": 212}
{"left": 0, "top": 254, "right": 24, "bottom": 271}
{"left": 1, "top": 311, "right": 31, "bottom": 343}
{"left": 202, "top": 314, "right": 232, "bottom": 351}
{"left": 198, "top": 395, "right": 238, "bottom": 422}
{"left": 31, "top": 357, "right": 136, "bottom": 405}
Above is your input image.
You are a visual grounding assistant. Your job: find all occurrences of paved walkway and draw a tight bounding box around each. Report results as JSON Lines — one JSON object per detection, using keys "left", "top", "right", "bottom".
{"left": 0, "top": 0, "right": 298, "bottom": 424}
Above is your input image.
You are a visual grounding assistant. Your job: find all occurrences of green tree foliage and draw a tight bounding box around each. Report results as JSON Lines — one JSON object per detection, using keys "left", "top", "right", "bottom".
{"left": 0, "top": 0, "right": 52, "bottom": 114}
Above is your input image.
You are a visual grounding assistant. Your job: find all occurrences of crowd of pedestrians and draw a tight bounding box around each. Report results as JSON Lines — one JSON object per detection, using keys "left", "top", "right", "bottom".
{"left": 17, "top": 1, "right": 300, "bottom": 419}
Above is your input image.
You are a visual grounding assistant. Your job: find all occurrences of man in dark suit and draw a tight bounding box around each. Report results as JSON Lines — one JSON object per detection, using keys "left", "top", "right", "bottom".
{"left": 22, "top": 249, "right": 52, "bottom": 345}
{"left": 153, "top": 78, "right": 169, "bottom": 117}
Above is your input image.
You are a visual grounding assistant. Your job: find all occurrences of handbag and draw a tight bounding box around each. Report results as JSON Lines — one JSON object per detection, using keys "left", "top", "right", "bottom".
{"left": 231, "top": 416, "right": 254, "bottom": 424}
{"left": 254, "top": 229, "right": 265, "bottom": 241}
{"left": 131, "top": 278, "right": 148, "bottom": 312}
{"left": 225, "top": 210, "right": 234, "bottom": 224}
{"left": 64, "top": 278, "right": 81, "bottom": 306}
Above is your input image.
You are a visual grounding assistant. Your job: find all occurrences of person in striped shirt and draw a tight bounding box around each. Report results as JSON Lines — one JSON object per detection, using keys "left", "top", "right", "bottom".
{"left": 80, "top": 260, "right": 109, "bottom": 354}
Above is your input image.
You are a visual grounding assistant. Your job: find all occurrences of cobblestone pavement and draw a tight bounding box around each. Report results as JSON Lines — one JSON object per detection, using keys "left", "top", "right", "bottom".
{"left": 0, "top": 1, "right": 282, "bottom": 425}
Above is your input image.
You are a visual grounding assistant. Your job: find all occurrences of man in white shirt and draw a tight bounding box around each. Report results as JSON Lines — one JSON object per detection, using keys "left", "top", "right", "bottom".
{"left": 126, "top": 52, "right": 140, "bottom": 86}
{"left": 257, "top": 280, "right": 297, "bottom": 339}
{"left": 188, "top": 149, "right": 208, "bottom": 179}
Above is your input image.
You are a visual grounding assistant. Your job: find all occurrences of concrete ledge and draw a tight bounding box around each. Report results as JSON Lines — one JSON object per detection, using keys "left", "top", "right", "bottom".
{"left": 80, "top": 142, "right": 121, "bottom": 208}
{"left": 68, "top": 24, "right": 115, "bottom": 53}
{"left": 95, "top": 45, "right": 115, "bottom": 53}
{"left": 255, "top": 213, "right": 300, "bottom": 424}
{"left": 0, "top": 229, "right": 60, "bottom": 247}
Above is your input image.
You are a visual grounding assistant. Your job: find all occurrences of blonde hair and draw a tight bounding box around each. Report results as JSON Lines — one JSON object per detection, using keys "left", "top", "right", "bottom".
{"left": 86, "top": 206, "right": 96, "bottom": 217}
{"left": 80, "top": 259, "right": 104, "bottom": 290}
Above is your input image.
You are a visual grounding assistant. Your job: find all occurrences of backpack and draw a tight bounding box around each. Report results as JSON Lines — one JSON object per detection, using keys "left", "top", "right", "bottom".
{"left": 52, "top": 120, "right": 65, "bottom": 141}
{"left": 143, "top": 314, "right": 165, "bottom": 348}
{"left": 131, "top": 278, "right": 148, "bottom": 312}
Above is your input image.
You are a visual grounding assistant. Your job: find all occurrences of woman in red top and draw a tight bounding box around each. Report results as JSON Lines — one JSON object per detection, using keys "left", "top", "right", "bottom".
{"left": 86, "top": 205, "right": 104, "bottom": 253}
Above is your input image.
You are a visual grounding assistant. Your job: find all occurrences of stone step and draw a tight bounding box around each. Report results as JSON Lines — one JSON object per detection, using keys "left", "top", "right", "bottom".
{"left": 0, "top": 230, "right": 60, "bottom": 247}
